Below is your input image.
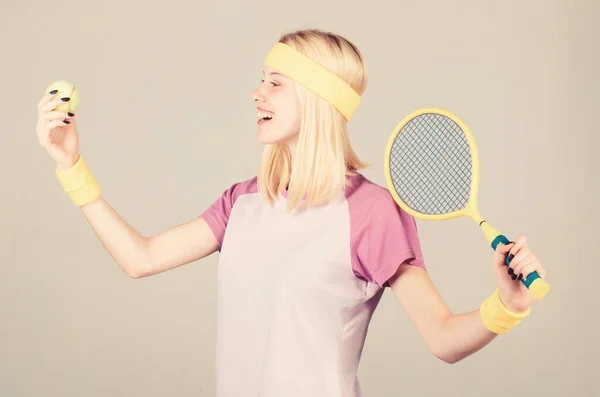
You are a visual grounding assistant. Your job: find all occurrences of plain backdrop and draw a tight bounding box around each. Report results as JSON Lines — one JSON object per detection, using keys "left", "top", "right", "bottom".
{"left": 1, "top": 0, "right": 598, "bottom": 396}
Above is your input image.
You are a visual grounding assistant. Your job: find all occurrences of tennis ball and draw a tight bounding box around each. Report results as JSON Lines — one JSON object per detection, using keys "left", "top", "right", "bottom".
{"left": 45, "top": 80, "right": 80, "bottom": 113}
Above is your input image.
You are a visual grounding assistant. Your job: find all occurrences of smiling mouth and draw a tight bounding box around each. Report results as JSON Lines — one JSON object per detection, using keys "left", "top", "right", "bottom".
{"left": 257, "top": 110, "right": 274, "bottom": 121}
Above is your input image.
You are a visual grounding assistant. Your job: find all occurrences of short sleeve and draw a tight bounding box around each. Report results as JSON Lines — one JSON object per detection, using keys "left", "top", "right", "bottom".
{"left": 349, "top": 182, "right": 426, "bottom": 288}
{"left": 200, "top": 177, "right": 258, "bottom": 251}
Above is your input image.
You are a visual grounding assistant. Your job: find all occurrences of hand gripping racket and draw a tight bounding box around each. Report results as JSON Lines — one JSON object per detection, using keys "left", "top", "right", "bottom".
{"left": 384, "top": 108, "right": 550, "bottom": 300}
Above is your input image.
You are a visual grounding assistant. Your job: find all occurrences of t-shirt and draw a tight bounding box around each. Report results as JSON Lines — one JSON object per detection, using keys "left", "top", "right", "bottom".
{"left": 200, "top": 172, "right": 425, "bottom": 397}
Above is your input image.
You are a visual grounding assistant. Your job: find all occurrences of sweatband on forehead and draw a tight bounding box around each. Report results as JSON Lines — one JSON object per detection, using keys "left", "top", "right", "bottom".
{"left": 264, "top": 42, "right": 361, "bottom": 121}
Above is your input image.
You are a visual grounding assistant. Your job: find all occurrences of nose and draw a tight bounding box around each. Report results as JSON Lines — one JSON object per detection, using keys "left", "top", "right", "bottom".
{"left": 251, "top": 85, "right": 265, "bottom": 103}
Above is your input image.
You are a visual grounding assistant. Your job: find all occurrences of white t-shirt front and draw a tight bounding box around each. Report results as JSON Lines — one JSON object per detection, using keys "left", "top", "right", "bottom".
{"left": 200, "top": 172, "right": 425, "bottom": 397}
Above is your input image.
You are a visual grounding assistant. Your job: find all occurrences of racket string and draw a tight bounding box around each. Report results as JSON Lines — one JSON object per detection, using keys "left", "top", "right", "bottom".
{"left": 389, "top": 113, "right": 472, "bottom": 214}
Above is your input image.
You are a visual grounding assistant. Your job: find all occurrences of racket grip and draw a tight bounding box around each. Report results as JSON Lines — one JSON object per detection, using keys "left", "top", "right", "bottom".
{"left": 491, "top": 235, "right": 550, "bottom": 300}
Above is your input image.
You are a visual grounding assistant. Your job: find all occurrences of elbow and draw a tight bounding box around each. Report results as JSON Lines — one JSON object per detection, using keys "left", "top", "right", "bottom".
{"left": 431, "top": 347, "right": 463, "bottom": 365}
{"left": 125, "top": 266, "right": 152, "bottom": 279}
{"left": 435, "top": 352, "right": 460, "bottom": 364}
{"left": 126, "top": 270, "right": 144, "bottom": 279}
{"left": 123, "top": 262, "right": 151, "bottom": 279}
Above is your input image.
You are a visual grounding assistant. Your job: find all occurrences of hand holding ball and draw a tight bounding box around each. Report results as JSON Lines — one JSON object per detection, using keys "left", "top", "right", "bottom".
{"left": 37, "top": 80, "right": 81, "bottom": 171}
{"left": 40, "top": 80, "right": 99, "bottom": 206}
{"left": 45, "top": 80, "right": 79, "bottom": 113}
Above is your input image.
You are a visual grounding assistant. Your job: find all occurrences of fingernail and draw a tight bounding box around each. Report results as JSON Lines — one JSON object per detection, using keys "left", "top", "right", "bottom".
{"left": 63, "top": 119, "right": 70, "bottom": 124}
{"left": 507, "top": 254, "right": 514, "bottom": 262}
{"left": 507, "top": 267, "right": 514, "bottom": 275}
{"left": 518, "top": 274, "right": 523, "bottom": 280}
{"left": 49, "top": 90, "right": 58, "bottom": 95}
{"left": 68, "top": 112, "right": 75, "bottom": 117}
{"left": 511, "top": 274, "right": 517, "bottom": 280}
{"left": 61, "top": 97, "right": 70, "bottom": 102}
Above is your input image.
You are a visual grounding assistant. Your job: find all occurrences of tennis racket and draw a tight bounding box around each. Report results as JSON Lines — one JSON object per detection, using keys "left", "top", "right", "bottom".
{"left": 384, "top": 108, "right": 550, "bottom": 300}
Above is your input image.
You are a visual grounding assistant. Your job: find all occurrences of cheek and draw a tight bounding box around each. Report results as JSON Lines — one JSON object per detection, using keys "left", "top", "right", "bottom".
{"left": 275, "top": 96, "right": 301, "bottom": 131}
{"left": 276, "top": 110, "right": 300, "bottom": 136}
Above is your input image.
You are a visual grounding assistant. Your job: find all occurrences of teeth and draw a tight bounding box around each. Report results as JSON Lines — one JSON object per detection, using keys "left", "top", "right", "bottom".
{"left": 257, "top": 110, "right": 274, "bottom": 120}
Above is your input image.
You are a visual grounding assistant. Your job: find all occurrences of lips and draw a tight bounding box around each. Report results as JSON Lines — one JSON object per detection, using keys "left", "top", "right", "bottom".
{"left": 257, "top": 109, "right": 274, "bottom": 121}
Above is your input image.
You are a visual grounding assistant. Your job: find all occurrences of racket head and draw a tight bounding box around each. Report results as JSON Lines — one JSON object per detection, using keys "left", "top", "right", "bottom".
{"left": 384, "top": 108, "right": 482, "bottom": 222}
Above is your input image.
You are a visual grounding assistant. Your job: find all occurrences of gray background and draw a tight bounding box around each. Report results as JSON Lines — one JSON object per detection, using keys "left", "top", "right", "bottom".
{"left": 1, "top": 0, "right": 598, "bottom": 396}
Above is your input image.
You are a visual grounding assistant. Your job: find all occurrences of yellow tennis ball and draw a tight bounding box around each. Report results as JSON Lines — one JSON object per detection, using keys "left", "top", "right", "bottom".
{"left": 45, "top": 80, "right": 80, "bottom": 113}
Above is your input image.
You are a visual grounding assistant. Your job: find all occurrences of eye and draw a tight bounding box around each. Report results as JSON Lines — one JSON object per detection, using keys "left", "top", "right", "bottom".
{"left": 260, "top": 79, "right": 279, "bottom": 87}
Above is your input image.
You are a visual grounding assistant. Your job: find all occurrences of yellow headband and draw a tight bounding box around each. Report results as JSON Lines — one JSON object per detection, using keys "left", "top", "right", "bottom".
{"left": 264, "top": 42, "right": 361, "bottom": 121}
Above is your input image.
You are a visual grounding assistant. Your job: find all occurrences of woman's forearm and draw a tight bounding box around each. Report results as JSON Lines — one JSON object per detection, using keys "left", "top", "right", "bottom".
{"left": 433, "top": 310, "right": 497, "bottom": 364}
{"left": 389, "top": 265, "right": 532, "bottom": 365}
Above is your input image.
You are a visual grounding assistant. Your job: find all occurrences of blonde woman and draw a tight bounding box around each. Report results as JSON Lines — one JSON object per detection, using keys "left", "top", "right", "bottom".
{"left": 36, "top": 29, "right": 547, "bottom": 397}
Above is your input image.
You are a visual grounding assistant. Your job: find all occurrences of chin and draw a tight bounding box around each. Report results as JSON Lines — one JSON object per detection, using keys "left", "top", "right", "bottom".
{"left": 256, "top": 130, "right": 278, "bottom": 145}
{"left": 256, "top": 127, "right": 298, "bottom": 146}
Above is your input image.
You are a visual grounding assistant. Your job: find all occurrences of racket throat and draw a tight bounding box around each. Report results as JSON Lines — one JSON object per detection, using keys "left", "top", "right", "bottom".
{"left": 478, "top": 220, "right": 505, "bottom": 248}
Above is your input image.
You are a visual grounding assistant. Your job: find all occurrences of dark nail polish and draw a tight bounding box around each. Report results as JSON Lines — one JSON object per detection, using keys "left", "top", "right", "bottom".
{"left": 507, "top": 254, "right": 514, "bottom": 263}
{"left": 61, "top": 97, "right": 70, "bottom": 102}
{"left": 518, "top": 274, "right": 523, "bottom": 280}
{"left": 49, "top": 90, "right": 58, "bottom": 94}
{"left": 511, "top": 274, "right": 517, "bottom": 280}
{"left": 68, "top": 112, "right": 75, "bottom": 117}
{"left": 63, "top": 119, "right": 70, "bottom": 124}
{"left": 508, "top": 267, "right": 514, "bottom": 275}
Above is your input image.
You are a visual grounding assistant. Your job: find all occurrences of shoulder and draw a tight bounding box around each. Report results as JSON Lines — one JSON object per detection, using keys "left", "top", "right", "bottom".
{"left": 214, "top": 176, "right": 260, "bottom": 207}
{"left": 345, "top": 171, "right": 400, "bottom": 215}
{"left": 226, "top": 176, "right": 259, "bottom": 197}
{"left": 202, "top": 175, "right": 259, "bottom": 217}
{"left": 199, "top": 176, "right": 259, "bottom": 249}
{"left": 346, "top": 171, "right": 426, "bottom": 287}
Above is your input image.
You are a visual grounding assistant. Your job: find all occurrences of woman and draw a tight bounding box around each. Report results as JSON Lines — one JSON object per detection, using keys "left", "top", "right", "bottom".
{"left": 35, "top": 29, "right": 547, "bottom": 397}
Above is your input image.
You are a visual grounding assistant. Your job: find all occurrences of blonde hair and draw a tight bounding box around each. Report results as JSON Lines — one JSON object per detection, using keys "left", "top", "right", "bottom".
{"left": 258, "top": 29, "right": 369, "bottom": 212}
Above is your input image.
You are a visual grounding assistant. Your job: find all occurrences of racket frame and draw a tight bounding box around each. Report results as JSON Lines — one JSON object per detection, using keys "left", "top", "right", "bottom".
{"left": 384, "top": 107, "right": 550, "bottom": 300}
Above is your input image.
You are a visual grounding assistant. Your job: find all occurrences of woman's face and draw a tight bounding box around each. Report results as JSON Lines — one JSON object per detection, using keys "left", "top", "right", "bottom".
{"left": 251, "top": 66, "right": 302, "bottom": 149}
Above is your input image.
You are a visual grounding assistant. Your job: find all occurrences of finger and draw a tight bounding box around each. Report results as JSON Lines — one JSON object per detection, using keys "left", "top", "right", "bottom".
{"left": 495, "top": 242, "right": 514, "bottom": 259}
{"left": 47, "top": 118, "right": 71, "bottom": 130}
{"left": 518, "top": 261, "right": 541, "bottom": 281}
{"left": 538, "top": 266, "right": 547, "bottom": 279}
{"left": 43, "top": 110, "right": 73, "bottom": 122}
{"left": 510, "top": 252, "right": 534, "bottom": 280}
{"left": 37, "top": 113, "right": 69, "bottom": 135}
{"left": 38, "top": 119, "right": 68, "bottom": 146}
{"left": 40, "top": 96, "right": 71, "bottom": 114}
{"left": 505, "top": 235, "right": 528, "bottom": 264}
{"left": 518, "top": 256, "right": 546, "bottom": 280}
{"left": 492, "top": 242, "right": 514, "bottom": 270}
{"left": 507, "top": 248, "right": 530, "bottom": 270}
{"left": 37, "top": 122, "right": 53, "bottom": 146}
{"left": 37, "top": 90, "right": 58, "bottom": 108}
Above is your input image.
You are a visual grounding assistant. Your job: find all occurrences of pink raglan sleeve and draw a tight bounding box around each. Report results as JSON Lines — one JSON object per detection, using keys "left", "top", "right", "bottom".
{"left": 199, "top": 177, "right": 257, "bottom": 251}
{"left": 349, "top": 182, "right": 426, "bottom": 288}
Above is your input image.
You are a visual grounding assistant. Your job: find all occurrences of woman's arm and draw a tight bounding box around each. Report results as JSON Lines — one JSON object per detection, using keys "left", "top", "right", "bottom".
{"left": 388, "top": 236, "right": 545, "bottom": 364}
{"left": 79, "top": 195, "right": 219, "bottom": 279}
{"left": 388, "top": 265, "right": 496, "bottom": 364}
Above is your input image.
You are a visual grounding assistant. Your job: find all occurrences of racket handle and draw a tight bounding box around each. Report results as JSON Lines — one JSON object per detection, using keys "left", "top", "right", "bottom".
{"left": 491, "top": 235, "right": 550, "bottom": 300}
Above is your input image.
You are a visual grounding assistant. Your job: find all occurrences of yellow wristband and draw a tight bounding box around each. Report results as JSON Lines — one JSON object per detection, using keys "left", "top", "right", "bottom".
{"left": 55, "top": 155, "right": 101, "bottom": 207}
{"left": 479, "top": 289, "right": 530, "bottom": 334}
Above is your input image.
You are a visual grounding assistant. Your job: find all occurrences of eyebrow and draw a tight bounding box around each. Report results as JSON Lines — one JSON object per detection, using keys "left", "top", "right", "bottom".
{"left": 262, "top": 71, "right": 283, "bottom": 77}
